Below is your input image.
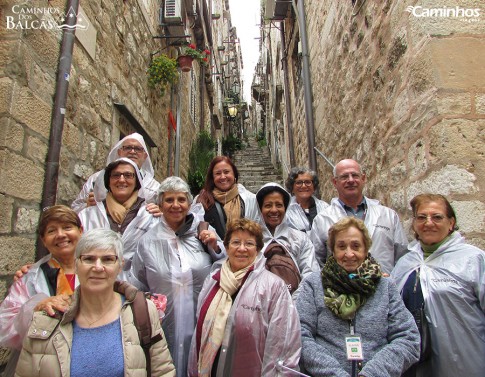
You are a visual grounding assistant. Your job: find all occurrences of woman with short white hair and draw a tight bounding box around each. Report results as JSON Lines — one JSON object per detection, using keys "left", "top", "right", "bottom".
{"left": 131, "top": 176, "right": 226, "bottom": 377}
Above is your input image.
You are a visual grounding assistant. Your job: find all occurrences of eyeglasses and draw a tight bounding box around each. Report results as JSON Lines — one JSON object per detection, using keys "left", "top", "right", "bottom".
{"left": 110, "top": 172, "right": 136, "bottom": 180}
{"left": 336, "top": 173, "right": 362, "bottom": 182}
{"left": 229, "top": 240, "right": 257, "bottom": 249}
{"left": 295, "top": 180, "right": 313, "bottom": 187}
{"left": 414, "top": 214, "right": 447, "bottom": 224}
{"left": 120, "top": 145, "right": 145, "bottom": 154}
{"left": 79, "top": 255, "right": 119, "bottom": 265}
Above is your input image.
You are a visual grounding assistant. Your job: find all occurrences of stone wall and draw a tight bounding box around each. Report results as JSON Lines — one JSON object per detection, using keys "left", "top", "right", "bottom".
{"left": 287, "top": 0, "right": 484, "bottom": 245}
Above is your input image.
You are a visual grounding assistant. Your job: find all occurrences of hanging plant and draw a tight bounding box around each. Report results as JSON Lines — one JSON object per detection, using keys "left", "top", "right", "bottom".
{"left": 147, "top": 54, "right": 179, "bottom": 95}
{"left": 179, "top": 43, "right": 210, "bottom": 66}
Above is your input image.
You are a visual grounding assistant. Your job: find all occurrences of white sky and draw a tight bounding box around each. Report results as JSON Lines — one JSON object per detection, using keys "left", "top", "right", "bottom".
{"left": 228, "top": 0, "right": 261, "bottom": 102}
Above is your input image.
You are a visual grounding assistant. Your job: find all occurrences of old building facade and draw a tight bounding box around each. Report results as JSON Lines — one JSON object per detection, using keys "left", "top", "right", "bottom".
{"left": 255, "top": 0, "right": 485, "bottom": 246}
{"left": 0, "top": 1, "right": 243, "bottom": 362}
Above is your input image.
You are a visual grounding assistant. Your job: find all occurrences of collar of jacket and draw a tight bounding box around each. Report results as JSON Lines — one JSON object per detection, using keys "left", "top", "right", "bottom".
{"left": 60, "top": 280, "right": 139, "bottom": 325}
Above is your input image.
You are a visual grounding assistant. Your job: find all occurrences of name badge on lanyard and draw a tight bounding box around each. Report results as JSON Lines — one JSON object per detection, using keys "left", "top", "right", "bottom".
{"left": 345, "top": 335, "right": 364, "bottom": 360}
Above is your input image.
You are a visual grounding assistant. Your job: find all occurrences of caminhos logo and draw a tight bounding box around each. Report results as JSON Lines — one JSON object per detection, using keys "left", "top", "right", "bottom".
{"left": 405, "top": 5, "right": 481, "bottom": 22}
{"left": 5, "top": 5, "right": 89, "bottom": 31}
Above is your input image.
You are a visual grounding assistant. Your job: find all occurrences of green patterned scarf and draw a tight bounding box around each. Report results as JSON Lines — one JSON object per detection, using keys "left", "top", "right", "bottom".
{"left": 321, "top": 255, "right": 382, "bottom": 319}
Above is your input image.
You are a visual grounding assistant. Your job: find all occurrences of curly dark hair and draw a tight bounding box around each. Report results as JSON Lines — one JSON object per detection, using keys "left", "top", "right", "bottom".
{"left": 285, "top": 167, "right": 319, "bottom": 195}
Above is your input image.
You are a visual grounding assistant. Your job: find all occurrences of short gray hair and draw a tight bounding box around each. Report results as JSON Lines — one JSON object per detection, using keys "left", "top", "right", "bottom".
{"left": 158, "top": 176, "right": 193, "bottom": 204}
{"left": 75, "top": 229, "right": 124, "bottom": 264}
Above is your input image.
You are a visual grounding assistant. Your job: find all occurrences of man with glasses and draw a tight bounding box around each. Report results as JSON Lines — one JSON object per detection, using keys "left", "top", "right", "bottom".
{"left": 72, "top": 133, "right": 160, "bottom": 213}
{"left": 309, "top": 159, "right": 408, "bottom": 273}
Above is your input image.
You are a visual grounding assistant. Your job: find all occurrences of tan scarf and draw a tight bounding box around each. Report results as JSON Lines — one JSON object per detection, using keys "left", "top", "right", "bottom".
{"left": 47, "top": 259, "right": 75, "bottom": 296}
{"left": 213, "top": 185, "right": 241, "bottom": 227}
{"left": 197, "top": 259, "right": 253, "bottom": 376}
{"left": 105, "top": 190, "right": 139, "bottom": 225}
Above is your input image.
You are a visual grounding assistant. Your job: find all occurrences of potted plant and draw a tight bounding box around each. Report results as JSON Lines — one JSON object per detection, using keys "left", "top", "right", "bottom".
{"left": 178, "top": 43, "right": 210, "bottom": 72}
{"left": 147, "top": 54, "right": 178, "bottom": 95}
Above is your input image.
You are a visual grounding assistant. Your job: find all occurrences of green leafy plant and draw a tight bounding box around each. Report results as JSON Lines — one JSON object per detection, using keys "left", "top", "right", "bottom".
{"left": 222, "top": 134, "right": 243, "bottom": 158}
{"left": 256, "top": 129, "right": 267, "bottom": 147}
{"left": 180, "top": 43, "right": 210, "bottom": 65}
{"left": 147, "top": 54, "right": 179, "bottom": 95}
{"left": 188, "top": 131, "right": 216, "bottom": 195}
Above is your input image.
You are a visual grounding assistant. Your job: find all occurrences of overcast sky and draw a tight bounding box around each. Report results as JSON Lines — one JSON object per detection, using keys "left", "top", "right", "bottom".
{"left": 228, "top": 0, "right": 261, "bottom": 102}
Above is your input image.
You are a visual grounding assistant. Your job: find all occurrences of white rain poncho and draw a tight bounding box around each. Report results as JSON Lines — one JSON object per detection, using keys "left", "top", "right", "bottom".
{"left": 0, "top": 255, "right": 79, "bottom": 376}
{"left": 188, "top": 255, "right": 302, "bottom": 376}
{"left": 310, "top": 197, "right": 408, "bottom": 273}
{"left": 78, "top": 158, "right": 159, "bottom": 277}
{"left": 391, "top": 232, "right": 485, "bottom": 377}
{"left": 130, "top": 203, "right": 226, "bottom": 377}
{"left": 286, "top": 195, "right": 329, "bottom": 232}
{"left": 255, "top": 183, "right": 320, "bottom": 280}
{"left": 71, "top": 132, "right": 160, "bottom": 213}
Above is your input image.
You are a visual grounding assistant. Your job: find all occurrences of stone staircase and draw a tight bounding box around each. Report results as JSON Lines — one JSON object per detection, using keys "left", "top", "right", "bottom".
{"left": 232, "top": 138, "right": 283, "bottom": 194}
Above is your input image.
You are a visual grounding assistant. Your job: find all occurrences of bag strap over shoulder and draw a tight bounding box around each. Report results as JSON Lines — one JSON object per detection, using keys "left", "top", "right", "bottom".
{"left": 131, "top": 291, "right": 162, "bottom": 376}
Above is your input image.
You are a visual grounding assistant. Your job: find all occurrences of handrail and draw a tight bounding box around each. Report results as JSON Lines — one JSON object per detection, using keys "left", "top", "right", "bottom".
{"left": 314, "top": 147, "right": 335, "bottom": 170}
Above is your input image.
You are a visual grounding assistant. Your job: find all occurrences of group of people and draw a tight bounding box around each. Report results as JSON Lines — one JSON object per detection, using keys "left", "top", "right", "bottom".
{"left": 0, "top": 132, "right": 483, "bottom": 377}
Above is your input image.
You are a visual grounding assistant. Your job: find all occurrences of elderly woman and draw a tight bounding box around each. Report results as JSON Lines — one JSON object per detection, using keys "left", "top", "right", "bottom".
{"left": 0, "top": 206, "right": 82, "bottom": 376}
{"left": 188, "top": 218, "right": 301, "bottom": 376}
{"left": 195, "top": 156, "right": 259, "bottom": 239}
{"left": 297, "top": 217, "right": 420, "bottom": 376}
{"left": 15, "top": 228, "right": 175, "bottom": 377}
{"left": 255, "top": 182, "right": 319, "bottom": 294}
{"left": 285, "top": 167, "right": 329, "bottom": 232}
{"left": 78, "top": 157, "right": 158, "bottom": 277}
{"left": 391, "top": 194, "right": 485, "bottom": 377}
{"left": 131, "top": 176, "right": 226, "bottom": 377}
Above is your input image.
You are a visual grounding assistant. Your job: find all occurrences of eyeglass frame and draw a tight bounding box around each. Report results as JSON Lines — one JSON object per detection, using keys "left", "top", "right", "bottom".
{"left": 335, "top": 172, "right": 363, "bottom": 182}
{"left": 413, "top": 214, "right": 448, "bottom": 224}
{"left": 110, "top": 172, "right": 136, "bottom": 180}
{"left": 119, "top": 145, "right": 145, "bottom": 154}
{"left": 294, "top": 180, "right": 314, "bottom": 187}
{"left": 229, "top": 240, "right": 258, "bottom": 249}
{"left": 78, "top": 255, "right": 119, "bottom": 265}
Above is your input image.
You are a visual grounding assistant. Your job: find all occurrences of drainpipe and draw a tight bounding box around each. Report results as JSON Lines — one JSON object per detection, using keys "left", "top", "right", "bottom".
{"left": 175, "top": 70, "right": 182, "bottom": 176}
{"left": 293, "top": 0, "right": 317, "bottom": 171}
{"left": 199, "top": 64, "right": 205, "bottom": 132}
{"left": 37, "top": 0, "right": 80, "bottom": 259}
{"left": 280, "top": 22, "right": 296, "bottom": 167}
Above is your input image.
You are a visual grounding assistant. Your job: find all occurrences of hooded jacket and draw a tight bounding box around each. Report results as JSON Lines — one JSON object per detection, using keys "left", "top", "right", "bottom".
{"left": 71, "top": 133, "right": 160, "bottom": 213}
{"left": 309, "top": 197, "right": 408, "bottom": 273}
{"left": 187, "top": 255, "right": 301, "bottom": 376}
{"left": 286, "top": 195, "right": 329, "bottom": 232}
{"left": 130, "top": 204, "right": 226, "bottom": 377}
{"left": 391, "top": 232, "right": 485, "bottom": 377}
{"left": 78, "top": 158, "right": 159, "bottom": 278}
{"left": 255, "top": 183, "right": 320, "bottom": 281}
{"left": 14, "top": 282, "right": 175, "bottom": 377}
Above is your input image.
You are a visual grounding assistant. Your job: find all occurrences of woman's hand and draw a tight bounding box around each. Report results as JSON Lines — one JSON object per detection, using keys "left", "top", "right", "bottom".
{"left": 146, "top": 203, "right": 163, "bottom": 217}
{"left": 13, "top": 263, "right": 33, "bottom": 281}
{"left": 34, "top": 294, "right": 72, "bottom": 316}
{"left": 86, "top": 191, "right": 96, "bottom": 207}
{"left": 198, "top": 230, "right": 219, "bottom": 251}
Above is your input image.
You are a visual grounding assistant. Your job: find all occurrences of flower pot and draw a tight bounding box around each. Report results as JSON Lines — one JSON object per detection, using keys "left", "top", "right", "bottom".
{"left": 177, "top": 55, "right": 193, "bottom": 72}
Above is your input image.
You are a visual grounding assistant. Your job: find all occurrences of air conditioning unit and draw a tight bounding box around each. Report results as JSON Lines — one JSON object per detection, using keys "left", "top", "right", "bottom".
{"left": 163, "top": 0, "right": 182, "bottom": 24}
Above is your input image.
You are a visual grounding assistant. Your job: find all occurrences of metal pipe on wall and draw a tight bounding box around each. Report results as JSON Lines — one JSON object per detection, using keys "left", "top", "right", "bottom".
{"left": 293, "top": 0, "right": 317, "bottom": 171}
{"left": 280, "top": 22, "right": 296, "bottom": 167}
{"left": 37, "top": 0, "right": 80, "bottom": 259}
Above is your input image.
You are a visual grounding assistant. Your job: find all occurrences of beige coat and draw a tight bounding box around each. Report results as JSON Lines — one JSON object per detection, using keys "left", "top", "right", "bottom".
{"left": 15, "top": 282, "right": 176, "bottom": 377}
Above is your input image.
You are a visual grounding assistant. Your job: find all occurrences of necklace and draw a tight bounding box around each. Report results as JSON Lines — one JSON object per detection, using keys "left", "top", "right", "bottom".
{"left": 79, "top": 295, "right": 120, "bottom": 328}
